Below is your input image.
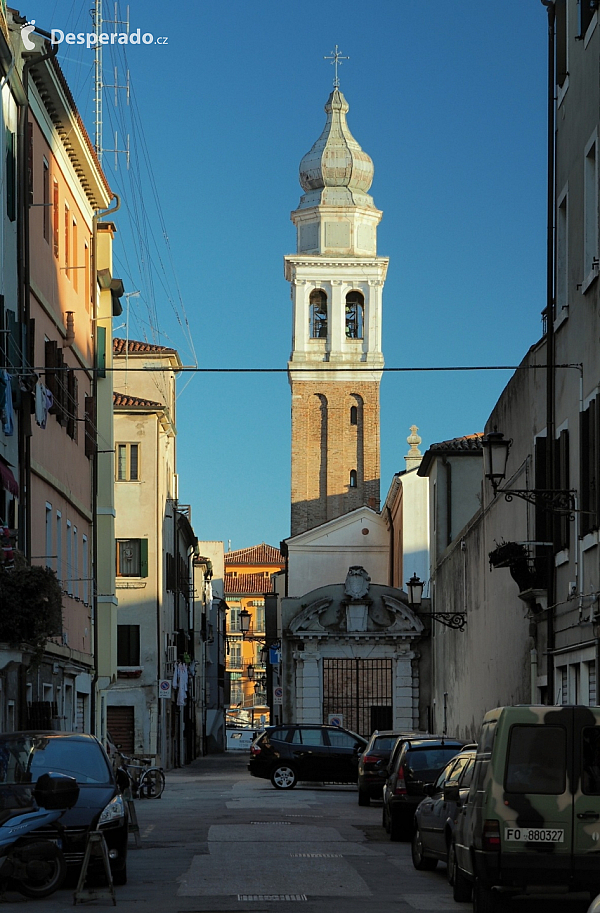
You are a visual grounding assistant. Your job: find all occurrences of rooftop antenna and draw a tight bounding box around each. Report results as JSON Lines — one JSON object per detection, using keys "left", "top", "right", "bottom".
{"left": 92, "top": 1, "right": 130, "bottom": 167}
{"left": 324, "top": 45, "right": 349, "bottom": 89}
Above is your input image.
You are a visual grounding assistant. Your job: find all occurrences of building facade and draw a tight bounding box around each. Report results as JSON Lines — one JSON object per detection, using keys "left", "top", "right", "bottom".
{"left": 224, "top": 543, "right": 284, "bottom": 729}
{"left": 0, "top": 13, "right": 119, "bottom": 737}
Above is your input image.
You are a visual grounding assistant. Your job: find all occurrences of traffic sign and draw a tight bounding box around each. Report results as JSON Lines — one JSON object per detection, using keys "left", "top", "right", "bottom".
{"left": 273, "top": 686, "right": 283, "bottom": 705}
{"left": 328, "top": 714, "right": 343, "bottom": 727}
{"left": 159, "top": 679, "right": 172, "bottom": 698}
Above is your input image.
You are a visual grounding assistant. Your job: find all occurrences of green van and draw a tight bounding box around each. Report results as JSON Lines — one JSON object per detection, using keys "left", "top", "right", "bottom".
{"left": 451, "top": 705, "right": 600, "bottom": 912}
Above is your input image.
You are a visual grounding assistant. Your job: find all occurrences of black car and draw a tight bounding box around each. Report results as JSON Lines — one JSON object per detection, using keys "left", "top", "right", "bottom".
{"left": 0, "top": 731, "right": 129, "bottom": 884}
{"left": 248, "top": 724, "right": 367, "bottom": 789}
{"left": 382, "top": 736, "right": 465, "bottom": 840}
{"left": 357, "top": 730, "right": 421, "bottom": 806}
{"left": 411, "top": 745, "right": 477, "bottom": 872}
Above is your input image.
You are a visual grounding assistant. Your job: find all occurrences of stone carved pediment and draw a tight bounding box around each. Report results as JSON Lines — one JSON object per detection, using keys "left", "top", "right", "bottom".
{"left": 289, "top": 592, "right": 423, "bottom": 637}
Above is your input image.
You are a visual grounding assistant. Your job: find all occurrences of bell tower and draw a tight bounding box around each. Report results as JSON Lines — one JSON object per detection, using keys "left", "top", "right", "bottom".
{"left": 286, "top": 86, "right": 389, "bottom": 537}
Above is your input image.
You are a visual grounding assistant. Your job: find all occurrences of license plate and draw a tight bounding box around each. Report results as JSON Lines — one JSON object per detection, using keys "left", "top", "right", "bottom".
{"left": 504, "top": 827, "right": 564, "bottom": 843}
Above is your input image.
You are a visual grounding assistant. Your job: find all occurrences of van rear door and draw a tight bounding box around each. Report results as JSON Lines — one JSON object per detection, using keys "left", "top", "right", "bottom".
{"left": 502, "top": 711, "right": 572, "bottom": 863}
{"left": 572, "top": 706, "right": 600, "bottom": 882}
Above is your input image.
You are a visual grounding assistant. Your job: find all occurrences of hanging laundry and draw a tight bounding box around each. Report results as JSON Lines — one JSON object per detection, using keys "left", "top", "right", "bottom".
{"left": 177, "top": 663, "right": 188, "bottom": 706}
{"left": 0, "top": 372, "right": 14, "bottom": 436}
{"left": 35, "top": 380, "right": 53, "bottom": 429}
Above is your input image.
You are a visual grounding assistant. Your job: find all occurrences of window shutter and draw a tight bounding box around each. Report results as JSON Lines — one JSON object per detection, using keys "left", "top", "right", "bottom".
{"left": 45, "top": 339, "right": 58, "bottom": 410}
{"left": 84, "top": 395, "right": 96, "bottom": 457}
{"left": 96, "top": 326, "right": 106, "bottom": 378}
{"left": 140, "top": 539, "right": 149, "bottom": 578}
{"left": 534, "top": 436, "right": 548, "bottom": 546}
{"left": 67, "top": 370, "right": 78, "bottom": 440}
{"left": 27, "top": 122, "right": 34, "bottom": 206}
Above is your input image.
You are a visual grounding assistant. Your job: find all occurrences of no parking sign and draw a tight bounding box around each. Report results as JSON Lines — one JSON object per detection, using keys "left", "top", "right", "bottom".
{"left": 273, "top": 686, "right": 283, "bottom": 705}
{"left": 328, "top": 714, "right": 343, "bottom": 727}
{"left": 159, "top": 679, "right": 172, "bottom": 698}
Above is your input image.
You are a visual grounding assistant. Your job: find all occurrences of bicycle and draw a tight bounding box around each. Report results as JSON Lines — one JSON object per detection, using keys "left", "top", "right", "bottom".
{"left": 117, "top": 752, "right": 165, "bottom": 799}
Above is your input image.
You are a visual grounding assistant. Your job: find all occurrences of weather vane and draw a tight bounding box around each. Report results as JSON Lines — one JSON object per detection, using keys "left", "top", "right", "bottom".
{"left": 324, "top": 45, "right": 349, "bottom": 89}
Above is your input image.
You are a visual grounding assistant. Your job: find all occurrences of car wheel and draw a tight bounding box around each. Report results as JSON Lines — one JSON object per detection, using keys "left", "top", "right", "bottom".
{"left": 411, "top": 826, "right": 438, "bottom": 870}
{"left": 358, "top": 788, "right": 370, "bottom": 806}
{"left": 473, "top": 879, "right": 504, "bottom": 913}
{"left": 17, "top": 843, "right": 66, "bottom": 898}
{"left": 270, "top": 764, "right": 297, "bottom": 789}
{"left": 112, "top": 863, "right": 127, "bottom": 886}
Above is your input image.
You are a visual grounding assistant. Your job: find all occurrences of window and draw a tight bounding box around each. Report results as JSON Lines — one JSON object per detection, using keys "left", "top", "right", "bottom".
{"left": 580, "top": 0, "right": 598, "bottom": 37}
{"left": 116, "top": 538, "right": 148, "bottom": 577}
{"left": 350, "top": 405, "right": 358, "bottom": 425}
{"left": 309, "top": 289, "right": 328, "bottom": 338}
{"left": 52, "top": 179, "right": 59, "bottom": 258}
{"left": 84, "top": 242, "right": 90, "bottom": 310}
{"left": 228, "top": 608, "right": 241, "bottom": 633}
{"left": 5, "top": 128, "right": 16, "bottom": 222}
{"left": 72, "top": 527, "right": 78, "bottom": 599}
{"left": 254, "top": 604, "right": 265, "bottom": 632}
{"left": 228, "top": 642, "right": 242, "bottom": 669}
{"left": 82, "top": 535, "right": 89, "bottom": 605}
{"left": 45, "top": 503, "right": 52, "bottom": 569}
{"left": 72, "top": 220, "right": 78, "bottom": 291}
{"left": 43, "top": 158, "right": 50, "bottom": 241}
{"left": 117, "top": 625, "right": 140, "bottom": 666}
{"left": 56, "top": 511, "right": 62, "bottom": 580}
{"left": 584, "top": 136, "right": 598, "bottom": 279}
{"left": 345, "top": 291, "right": 364, "bottom": 339}
{"left": 556, "top": 0, "right": 567, "bottom": 87}
{"left": 556, "top": 191, "right": 568, "bottom": 312}
{"left": 349, "top": 469, "right": 358, "bottom": 488}
{"left": 64, "top": 204, "right": 70, "bottom": 277}
{"left": 581, "top": 397, "right": 599, "bottom": 534}
{"left": 505, "top": 725, "right": 566, "bottom": 794}
{"left": 66, "top": 520, "right": 72, "bottom": 595}
{"left": 116, "top": 443, "right": 140, "bottom": 481}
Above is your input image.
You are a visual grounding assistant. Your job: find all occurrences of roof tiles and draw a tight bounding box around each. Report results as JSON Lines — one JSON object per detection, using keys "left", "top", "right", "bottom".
{"left": 113, "top": 338, "right": 177, "bottom": 356}
{"left": 224, "top": 543, "right": 284, "bottom": 566}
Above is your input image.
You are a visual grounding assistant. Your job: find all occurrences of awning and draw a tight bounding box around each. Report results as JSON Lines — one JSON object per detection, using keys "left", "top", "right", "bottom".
{"left": 0, "top": 458, "right": 18, "bottom": 497}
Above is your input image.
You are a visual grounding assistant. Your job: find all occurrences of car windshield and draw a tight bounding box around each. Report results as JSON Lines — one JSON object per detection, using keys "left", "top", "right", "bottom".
{"left": 0, "top": 736, "right": 112, "bottom": 786}
{"left": 406, "top": 747, "right": 462, "bottom": 773}
{"left": 372, "top": 736, "right": 398, "bottom": 752}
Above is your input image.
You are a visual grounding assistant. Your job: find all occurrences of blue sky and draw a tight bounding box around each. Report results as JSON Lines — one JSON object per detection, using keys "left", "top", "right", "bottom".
{"left": 25, "top": 0, "right": 548, "bottom": 551}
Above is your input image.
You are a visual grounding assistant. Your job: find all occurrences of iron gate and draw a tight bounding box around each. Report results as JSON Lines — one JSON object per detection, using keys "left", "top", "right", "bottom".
{"left": 322, "top": 658, "right": 393, "bottom": 737}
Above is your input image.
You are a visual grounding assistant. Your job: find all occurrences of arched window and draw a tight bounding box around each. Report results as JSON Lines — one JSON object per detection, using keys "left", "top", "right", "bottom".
{"left": 350, "top": 405, "right": 358, "bottom": 425}
{"left": 345, "top": 291, "right": 364, "bottom": 339}
{"left": 310, "top": 289, "right": 328, "bottom": 338}
{"left": 349, "top": 470, "right": 358, "bottom": 488}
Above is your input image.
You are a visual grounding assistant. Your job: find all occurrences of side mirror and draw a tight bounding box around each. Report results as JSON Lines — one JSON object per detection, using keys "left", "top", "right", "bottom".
{"left": 115, "top": 768, "right": 130, "bottom": 792}
{"left": 444, "top": 784, "right": 460, "bottom": 802}
{"left": 423, "top": 782, "right": 436, "bottom": 797}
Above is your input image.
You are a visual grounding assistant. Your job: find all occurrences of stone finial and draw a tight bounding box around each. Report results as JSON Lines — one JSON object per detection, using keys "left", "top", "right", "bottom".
{"left": 405, "top": 425, "right": 423, "bottom": 470}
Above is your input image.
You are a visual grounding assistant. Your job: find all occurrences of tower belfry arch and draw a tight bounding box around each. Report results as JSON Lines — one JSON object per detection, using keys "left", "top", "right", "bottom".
{"left": 286, "top": 82, "right": 389, "bottom": 536}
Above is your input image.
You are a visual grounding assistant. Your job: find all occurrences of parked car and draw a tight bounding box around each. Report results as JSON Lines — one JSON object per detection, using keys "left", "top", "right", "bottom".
{"left": 451, "top": 705, "right": 600, "bottom": 910}
{"left": 357, "top": 730, "right": 421, "bottom": 806}
{"left": 410, "top": 744, "right": 477, "bottom": 872}
{"left": 248, "top": 724, "right": 367, "bottom": 789}
{"left": 382, "top": 736, "right": 465, "bottom": 840}
{"left": 0, "top": 731, "right": 129, "bottom": 884}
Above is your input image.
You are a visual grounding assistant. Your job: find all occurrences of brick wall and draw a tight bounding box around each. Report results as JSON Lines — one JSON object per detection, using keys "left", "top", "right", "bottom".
{"left": 290, "top": 379, "right": 380, "bottom": 535}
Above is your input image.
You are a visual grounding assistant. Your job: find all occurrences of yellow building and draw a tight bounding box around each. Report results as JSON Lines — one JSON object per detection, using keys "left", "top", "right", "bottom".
{"left": 224, "top": 544, "right": 284, "bottom": 728}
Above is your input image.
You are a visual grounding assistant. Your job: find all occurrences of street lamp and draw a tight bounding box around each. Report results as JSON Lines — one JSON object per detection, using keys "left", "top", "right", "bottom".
{"left": 240, "top": 607, "right": 251, "bottom": 636}
{"left": 406, "top": 572, "right": 467, "bottom": 632}
{"left": 482, "top": 428, "right": 575, "bottom": 515}
{"left": 406, "top": 573, "right": 424, "bottom": 609}
{"left": 482, "top": 430, "right": 511, "bottom": 495}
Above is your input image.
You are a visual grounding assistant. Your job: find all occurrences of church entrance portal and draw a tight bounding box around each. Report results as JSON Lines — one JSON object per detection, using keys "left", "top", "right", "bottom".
{"left": 323, "top": 657, "right": 393, "bottom": 736}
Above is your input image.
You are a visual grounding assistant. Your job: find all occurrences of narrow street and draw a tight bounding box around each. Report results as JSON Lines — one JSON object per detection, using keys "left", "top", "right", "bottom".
{"left": 1, "top": 752, "right": 593, "bottom": 913}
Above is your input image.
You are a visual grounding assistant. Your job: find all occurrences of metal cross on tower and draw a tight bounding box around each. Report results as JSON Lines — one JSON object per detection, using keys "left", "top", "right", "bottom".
{"left": 324, "top": 45, "right": 349, "bottom": 88}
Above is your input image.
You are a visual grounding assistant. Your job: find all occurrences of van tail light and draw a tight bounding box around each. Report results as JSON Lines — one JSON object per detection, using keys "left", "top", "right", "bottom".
{"left": 394, "top": 767, "right": 407, "bottom": 796}
{"left": 250, "top": 744, "right": 262, "bottom": 757}
{"left": 482, "top": 819, "right": 501, "bottom": 851}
